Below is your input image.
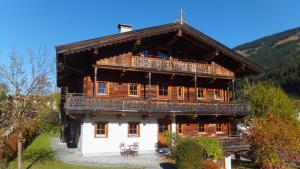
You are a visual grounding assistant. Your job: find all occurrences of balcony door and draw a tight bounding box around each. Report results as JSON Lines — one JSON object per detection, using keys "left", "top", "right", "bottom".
{"left": 157, "top": 118, "right": 172, "bottom": 147}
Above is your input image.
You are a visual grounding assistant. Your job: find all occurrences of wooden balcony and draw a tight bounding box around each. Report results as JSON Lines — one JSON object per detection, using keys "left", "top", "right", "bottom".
{"left": 219, "top": 136, "right": 250, "bottom": 153}
{"left": 96, "top": 55, "right": 234, "bottom": 78}
{"left": 64, "top": 93, "right": 250, "bottom": 116}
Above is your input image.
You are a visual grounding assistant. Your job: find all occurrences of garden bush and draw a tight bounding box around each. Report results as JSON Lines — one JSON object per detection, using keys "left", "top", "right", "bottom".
{"left": 38, "top": 111, "right": 60, "bottom": 134}
{"left": 175, "top": 139, "right": 203, "bottom": 169}
{"left": 164, "top": 131, "right": 184, "bottom": 158}
{"left": 194, "top": 136, "right": 223, "bottom": 159}
{"left": 202, "top": 159, "right": 221, "bottom": 169}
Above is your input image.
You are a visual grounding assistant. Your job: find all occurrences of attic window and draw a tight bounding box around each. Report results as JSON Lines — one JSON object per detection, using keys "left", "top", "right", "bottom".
{"left": 158, "top": 51, "right": 169, "bottom": 59}
{"left": 139, "top": 49, "right": 150, "bottom": 57}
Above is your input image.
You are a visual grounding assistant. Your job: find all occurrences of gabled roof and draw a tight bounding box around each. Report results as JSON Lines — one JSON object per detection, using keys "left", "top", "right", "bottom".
{"left": 56, "top": 22, "right": 265, "bottom": 74}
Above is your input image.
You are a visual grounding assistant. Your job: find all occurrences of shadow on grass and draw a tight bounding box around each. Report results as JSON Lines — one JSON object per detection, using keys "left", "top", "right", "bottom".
{"left": 23, "top": 148, "right": 55, "bottom": 169}
{"left": 160, "top": 162, "right": 176, "bottom": 169}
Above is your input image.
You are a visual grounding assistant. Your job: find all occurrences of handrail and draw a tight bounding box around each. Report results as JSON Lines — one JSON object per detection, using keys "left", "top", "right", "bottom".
{"left": 64, "top": 93, "right": 251, "bottom": 115}
{"left": 96, "top": 55, "right": 234, "bottom": 77}
{"left": 218, "top": 136, "right": 250, "bottom": 150}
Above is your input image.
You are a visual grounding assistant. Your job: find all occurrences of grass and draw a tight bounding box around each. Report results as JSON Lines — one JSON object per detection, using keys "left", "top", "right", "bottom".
{"left": 6, "top": 134, "right": 136, "bottom": 169}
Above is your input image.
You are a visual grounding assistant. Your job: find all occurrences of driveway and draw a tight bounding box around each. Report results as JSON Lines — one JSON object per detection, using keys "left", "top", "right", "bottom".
{"left": 51, "top": 138, "right": 175, "bottom": 169}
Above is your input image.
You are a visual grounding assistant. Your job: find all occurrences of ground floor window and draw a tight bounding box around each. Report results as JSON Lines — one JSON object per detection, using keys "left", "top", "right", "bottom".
{"left": 128, "top": 122, "right": 140, "bottom": 137}
{"left": 199, "top": 123, "right": 205, "bottom": 133}
{"left": 95, "top": 122, "right": 108, "bottom": 138}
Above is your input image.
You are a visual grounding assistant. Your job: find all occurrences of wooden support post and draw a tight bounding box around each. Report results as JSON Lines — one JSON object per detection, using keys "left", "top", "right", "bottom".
{"left": 227, "top": 85, "right": 230, "bottom": 102}
{"left": 232, "top": 79, "right": 235, "bottom": 100}
{"left": 228, "top": 122, "right": 231, "bottom": 137}
{"left": 93, "top": 67, "right": 98, "bottom": 97}
{"left": 148, "top": 72, "right": 151, "bottom": 99}
{"left": 194, "top": 76, "right": 197, "bottom": 100}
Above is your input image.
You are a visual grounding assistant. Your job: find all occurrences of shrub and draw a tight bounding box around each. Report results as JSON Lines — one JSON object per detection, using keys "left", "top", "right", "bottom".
{"left": 175, "top": 139, "right": 203, "bottom": 169}
{"left": 38, "top": 111, "right": 60, "bottom": 134}
{"left": 202, "top": 159, "right": 221, "bottom": 169}
{"left": 164, "top": 131, "right": 184, "bottom": 158}
{"left": 194, "top": 136, "right": 223, "bottom": 159}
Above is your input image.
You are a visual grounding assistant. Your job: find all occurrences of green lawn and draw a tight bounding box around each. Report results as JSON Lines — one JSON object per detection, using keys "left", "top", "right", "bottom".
{"left": 6, "top": 134, "right": 136, "bottom": 169}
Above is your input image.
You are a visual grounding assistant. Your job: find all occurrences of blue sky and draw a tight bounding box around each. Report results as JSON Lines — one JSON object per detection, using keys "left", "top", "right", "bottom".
{"left": 0, "top": 0, "right": 300, "bottom": 85}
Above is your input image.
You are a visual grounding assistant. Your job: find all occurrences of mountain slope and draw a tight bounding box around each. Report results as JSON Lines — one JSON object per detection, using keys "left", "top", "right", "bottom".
{"left": 234, "top": 27, "right": 300, "bottom": 97}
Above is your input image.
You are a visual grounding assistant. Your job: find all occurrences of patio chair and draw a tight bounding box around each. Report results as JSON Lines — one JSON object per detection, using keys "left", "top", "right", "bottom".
{"left": 131, "top": 142, "right": 139, "bottom": 155}
{"left": 119, "top": 142, "right": 127, "bottom": 156}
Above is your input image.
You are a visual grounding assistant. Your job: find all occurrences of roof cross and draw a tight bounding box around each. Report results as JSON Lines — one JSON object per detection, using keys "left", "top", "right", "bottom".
{"left": 178, "top": 8, "right": 184, "bottom": 24}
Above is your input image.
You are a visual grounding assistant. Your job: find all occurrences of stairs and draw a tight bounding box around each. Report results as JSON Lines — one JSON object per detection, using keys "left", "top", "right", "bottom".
{"left": 66, "top": 119, "right": 78, "bottom": 148}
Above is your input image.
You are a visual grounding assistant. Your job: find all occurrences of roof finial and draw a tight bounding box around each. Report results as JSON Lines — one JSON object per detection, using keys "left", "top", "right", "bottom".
{"left": 179, "top": 8, "right": 184, "bottom": 24}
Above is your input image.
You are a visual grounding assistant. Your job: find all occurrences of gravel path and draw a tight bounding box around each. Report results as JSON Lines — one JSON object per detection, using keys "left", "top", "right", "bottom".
{"left": 51, "top": 138, "right": 175, "bottom": 169}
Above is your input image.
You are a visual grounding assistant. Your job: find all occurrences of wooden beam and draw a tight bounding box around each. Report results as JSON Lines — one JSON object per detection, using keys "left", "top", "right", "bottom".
{"left": 166, "top": 30, "right": 182, "bottom": 46}
{"left": 93, "top": 67, "right": 98, "bottom": 97}
{"left": 232, "top": 79, "right": 235, "bottom": 100}
{"left": 194, "top": 76, "right": 197, "bottom": 101}
{"left": 148, "top": 72, "right": 151, "bottom": 99}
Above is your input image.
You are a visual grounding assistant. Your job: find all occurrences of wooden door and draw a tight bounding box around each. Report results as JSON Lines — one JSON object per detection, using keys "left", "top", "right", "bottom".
{"left": 157, "top": 119, "right": 172, "bottom": 147}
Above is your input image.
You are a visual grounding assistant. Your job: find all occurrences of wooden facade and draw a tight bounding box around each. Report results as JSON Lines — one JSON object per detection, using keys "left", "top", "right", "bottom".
{"left": 56, "top": 21, "right": 263, "bottom": 152}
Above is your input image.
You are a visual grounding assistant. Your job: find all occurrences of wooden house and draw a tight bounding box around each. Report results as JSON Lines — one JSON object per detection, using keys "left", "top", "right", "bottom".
{"left": 56, "top": 21, "right": 264, "bottom": 160}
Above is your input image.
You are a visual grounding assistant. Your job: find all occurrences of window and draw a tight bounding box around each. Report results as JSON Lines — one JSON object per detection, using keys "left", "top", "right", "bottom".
{"left": 139, "top": 49, "right": 150, "bottom": 57}
{"left": 178, "top": 123, "right": 183, "bottom": 133}
{"left": 159, "top": 122, "right": 169, "bottom": 133}
{"left": 158, "top": 84, "right": 169, "bottom": 97}
{"left": 207, "top": 90, "right": 215, "bottom": 100}
{"left": 95, "top": 122, "right": 108, "bottom": 138}
{"left": 215, "top": 89, "right": 222, "bottom": 100}
{"left": 197, "top": 88, "right": 205, "bottom": 99}
{"left": 128, "top": 122, "right": 140, "bottom": 137}
{"left": 158, "top": 51, "right": 169, "bottom": 59}
{"left": 98, "top": 82, "right": 108, "bottom": 95}
{"left": 199, "top": 123, "right": 205, "bottom": 133}
{"left": 129, "top": 84, "right": 139, "bottom": 96}
{"left": 216, "top": 123, "right": 222, "bottom": 132}
{"left": 177, "top": 87, "right": 184, "bottom": 99}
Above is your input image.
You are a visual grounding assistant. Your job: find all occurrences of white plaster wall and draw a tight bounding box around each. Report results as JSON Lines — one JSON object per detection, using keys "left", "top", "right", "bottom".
{"left": 80, "top": 114, "right": 164, "bottom": 156}
{"left": 225, "top": 156, "right": 232, "bottom": 169}
{"left": 77, "top": 121, "right": 83, "bottom": 153}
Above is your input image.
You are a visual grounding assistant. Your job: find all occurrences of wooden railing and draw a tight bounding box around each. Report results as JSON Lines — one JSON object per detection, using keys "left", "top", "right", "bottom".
{"left": 64, "top": 93, "right": 250, "bottom": 115}
{"left": 219, "top": 136, "right": 250, "bottom": 152}
{"left": 96, "top": 55, "right": 234, "bottom": 78}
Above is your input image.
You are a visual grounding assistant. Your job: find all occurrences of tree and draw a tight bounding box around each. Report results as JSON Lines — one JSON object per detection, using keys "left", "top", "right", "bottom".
{"left": 0, "top": 48, "right": 53, "bottom": 169}
{"left": 240, "top": 82, "right": 300, "bottom": 168}
{"left": 250, "top": 113, "right": 300, "bottom": 168}
{"left": 0, "top": 84, "right": 8, "bottom": 127}
{"left": 240, "top": 81, "right": 297, "bottom": 119}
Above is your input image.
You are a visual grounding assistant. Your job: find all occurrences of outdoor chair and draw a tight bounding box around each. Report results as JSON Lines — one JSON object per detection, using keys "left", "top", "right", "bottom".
{"left": 119, "top": 142, "right": 126, "bottom": 156}
{"left": 131, "top": 142, "right": 139, "bottom": 155}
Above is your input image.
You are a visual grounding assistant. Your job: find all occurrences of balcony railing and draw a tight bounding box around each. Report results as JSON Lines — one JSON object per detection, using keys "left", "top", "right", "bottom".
{"left": 96, "top": 55, "right": 234, "bottom": 78}
{"left": 219, "top": 136, "right": 250, "bottom": 152}
{"left": 65, "top": 93, "right": 250, "bottom": 116}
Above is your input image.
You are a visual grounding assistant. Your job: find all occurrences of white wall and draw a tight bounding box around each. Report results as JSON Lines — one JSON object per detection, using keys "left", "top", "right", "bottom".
{"left": 80, "top": 114, "right": 165, "bottom": 156}
{"left": 224, "top": 155, "right": 232, "bottom": 169}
